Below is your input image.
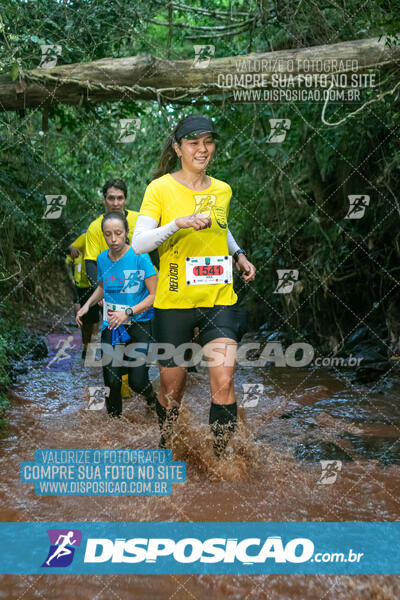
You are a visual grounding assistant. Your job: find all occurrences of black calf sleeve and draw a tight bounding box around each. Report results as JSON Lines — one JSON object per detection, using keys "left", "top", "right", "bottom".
{"left": 156, "top": 399, "right": 179, "bottom": 448}
{"left": 209, "top": 402, "right": 237, "bottom": 457}
{"left": 156, "top": 398, "right": 167, "bottom": 427}
{"left": 209, "top": 402, "right": 237, "bottom": 426}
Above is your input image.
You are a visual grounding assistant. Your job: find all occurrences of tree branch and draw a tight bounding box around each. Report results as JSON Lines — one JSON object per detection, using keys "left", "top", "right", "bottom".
{"left": 0, "top": 38, "right": 397, "bottom": 111}
{"left": 148, "top": 18, "right": 255, "bottom": 31}
{"left": 170, "top": 2, "right": 252, "bottom": 19}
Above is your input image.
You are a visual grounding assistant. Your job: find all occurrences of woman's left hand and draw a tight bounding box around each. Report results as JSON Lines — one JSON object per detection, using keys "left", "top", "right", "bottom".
{"left": 235, "top": 254, "right": 256, "bottom": 281}
{"left": 107, "top": 310, "right": 127, "bottom": 329}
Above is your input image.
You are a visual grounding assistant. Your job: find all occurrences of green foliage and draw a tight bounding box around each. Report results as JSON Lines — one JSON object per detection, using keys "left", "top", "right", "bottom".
{"left": 0, "top": 0, "right": 400, "bottom": 359}
{"left": 0, "top": 317, "right": 34, "bottom": 429}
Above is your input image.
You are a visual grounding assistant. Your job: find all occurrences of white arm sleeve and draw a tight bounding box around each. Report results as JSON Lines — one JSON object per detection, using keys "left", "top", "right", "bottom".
{"left": 132, "top": 214, "right": 179, "bottom": 254}
{"left": 227, "top": 228, "right": 240, "bottom": 255}
{"left": 132, "top": 214, "right": 241, "bottom": 256}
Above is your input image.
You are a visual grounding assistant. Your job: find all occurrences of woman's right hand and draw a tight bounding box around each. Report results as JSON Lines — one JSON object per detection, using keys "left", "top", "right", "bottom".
{"left": 175, "top": 213, "right": 212, "bottom": 231}
{"left": 76, "top": 304, "right": 89, "bottom": 327}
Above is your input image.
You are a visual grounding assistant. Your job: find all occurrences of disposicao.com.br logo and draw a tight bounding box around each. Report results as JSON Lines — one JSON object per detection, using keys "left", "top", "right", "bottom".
{"left": 31, "top": 523, "right": 372, "bottom": 575}
{"left": 82, "top": 536, "right": 363, "bottom": 566}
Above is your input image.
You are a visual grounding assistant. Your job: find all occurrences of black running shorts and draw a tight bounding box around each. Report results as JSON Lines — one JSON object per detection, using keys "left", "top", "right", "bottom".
{"left": 77, "top": 286, "right": 101, "bottom": 324}
{"left": 153, "top": 303, "right": 248, "bottom": 367}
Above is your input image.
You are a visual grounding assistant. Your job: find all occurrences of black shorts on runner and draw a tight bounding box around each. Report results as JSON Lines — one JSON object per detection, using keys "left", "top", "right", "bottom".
{"left": 77, "top": 286, "right": 100, "bottom": 325}
{"left": 153, "top": 303, "right": 248, "bottom": 368}
{"left": 72, "top": 283, "right": 80, "bottom": 305}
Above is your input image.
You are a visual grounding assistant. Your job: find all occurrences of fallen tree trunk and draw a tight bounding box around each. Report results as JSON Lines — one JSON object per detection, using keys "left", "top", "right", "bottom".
{"left": 0, "top": 37, "right": 398, "bottom": 111}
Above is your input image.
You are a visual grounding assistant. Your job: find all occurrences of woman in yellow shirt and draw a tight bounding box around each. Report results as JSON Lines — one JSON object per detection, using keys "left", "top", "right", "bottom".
{"left": 132, "top": 114, "right": 256, "bottom": 457}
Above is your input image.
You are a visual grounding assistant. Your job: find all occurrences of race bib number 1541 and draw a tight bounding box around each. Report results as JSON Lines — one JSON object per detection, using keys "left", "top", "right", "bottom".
{"left": 186, "top": 256, "right": 232, "bottom": 285}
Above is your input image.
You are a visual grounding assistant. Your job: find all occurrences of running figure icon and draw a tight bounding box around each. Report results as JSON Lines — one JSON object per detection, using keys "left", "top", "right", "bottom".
{"left": 45, "top": 531, "right": 77, "bottom": 566}
{"left": 46, "top": 335, "right": 76, "bottom": 368}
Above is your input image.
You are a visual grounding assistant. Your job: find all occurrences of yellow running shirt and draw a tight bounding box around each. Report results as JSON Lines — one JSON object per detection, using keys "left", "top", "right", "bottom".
{"left": 139, "top": 173, "right": 237, "bottom": 309}
{"left": 85, "top": 209, "right": 139, "bottom": 261}
{"left": 65, "top": 232, "right": 90, "bottom": 288}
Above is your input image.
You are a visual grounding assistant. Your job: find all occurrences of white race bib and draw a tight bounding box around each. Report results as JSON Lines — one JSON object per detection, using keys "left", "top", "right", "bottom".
{"left": 186, "top": 256, "right": 232, "bottom": 286}
{"left": 103, "top": 301, "right": 131, "bottom": 324}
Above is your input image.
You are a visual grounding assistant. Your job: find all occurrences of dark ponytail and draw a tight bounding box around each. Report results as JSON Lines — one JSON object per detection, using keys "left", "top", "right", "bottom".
{"left": 152, "top": 133, "right": 179, "bottom": 180}
{"left": 101, "top": 212, "right": 129, "bottom": 244}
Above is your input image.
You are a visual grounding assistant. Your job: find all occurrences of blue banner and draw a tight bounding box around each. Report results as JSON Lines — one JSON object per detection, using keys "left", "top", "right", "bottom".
{"left": 0, "top": 522, "right": 398, "bottom": 574}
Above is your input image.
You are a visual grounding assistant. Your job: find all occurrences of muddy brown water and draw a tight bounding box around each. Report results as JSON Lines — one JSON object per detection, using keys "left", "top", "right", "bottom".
{"left": 1, "top": 335, "right": 400, "bottom": 599}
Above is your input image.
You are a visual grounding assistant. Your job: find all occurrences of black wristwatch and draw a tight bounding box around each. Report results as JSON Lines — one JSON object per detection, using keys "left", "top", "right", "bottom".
{"left": 233, "top": 249, "right": 246, "bottom": 263}
{"left": 125, "top": 307, "right": 134, "bottom": 317}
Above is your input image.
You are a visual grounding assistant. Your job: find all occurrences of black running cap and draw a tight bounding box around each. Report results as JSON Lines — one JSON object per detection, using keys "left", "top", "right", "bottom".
{"left": 174, "top": 116, "right": 219, "bottom": 143}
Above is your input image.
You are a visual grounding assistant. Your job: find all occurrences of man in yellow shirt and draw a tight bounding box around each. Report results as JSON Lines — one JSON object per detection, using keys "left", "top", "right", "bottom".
{"left": 84, "top": 179, "right": 140, "bottom": 285}
{"left": 66, "top": 230, "right": 100, "bottom": 359}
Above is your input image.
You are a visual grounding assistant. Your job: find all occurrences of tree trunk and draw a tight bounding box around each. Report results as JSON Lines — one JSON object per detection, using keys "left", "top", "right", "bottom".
{"left": 0, "top": 37, "right": 397, "bottom": 111}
